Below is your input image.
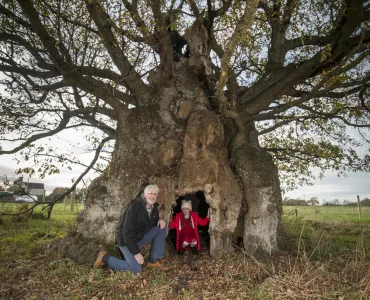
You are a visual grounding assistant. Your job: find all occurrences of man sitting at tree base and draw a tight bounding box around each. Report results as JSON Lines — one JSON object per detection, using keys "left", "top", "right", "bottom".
{"left": 93, "top": 184, "right": 167, "bottom": 274}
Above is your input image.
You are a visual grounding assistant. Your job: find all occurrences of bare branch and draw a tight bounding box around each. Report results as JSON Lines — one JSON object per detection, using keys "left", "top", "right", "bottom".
{"left": 186, "top": 0, "right": 200, "bottom": 17}
{"left": 298, "top": 104, "right": 370, "bottom": 128}
{"left": 0, "top": 114, "right": 71, "bottom": 155}
{"left": 84, "top": 0, "right": 149, "bottom": 101}
{"left": 150, "top": 0, "right": 173, "bottom": 73}
{"left": 121, "top": 0, "right": 159, "bottom": 50}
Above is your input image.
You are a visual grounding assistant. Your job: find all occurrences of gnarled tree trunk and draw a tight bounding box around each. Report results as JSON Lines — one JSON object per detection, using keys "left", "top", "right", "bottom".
{"left": 76, "top": 14, "right": 282, "bottom": 260}
{"left": 77, "top": 61, "right": 282, "bottom": 259}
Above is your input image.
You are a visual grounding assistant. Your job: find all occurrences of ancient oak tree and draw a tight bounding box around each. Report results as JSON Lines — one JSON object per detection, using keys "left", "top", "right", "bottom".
{"left": 1, "top": 0, "right": 370, "bottom": 260}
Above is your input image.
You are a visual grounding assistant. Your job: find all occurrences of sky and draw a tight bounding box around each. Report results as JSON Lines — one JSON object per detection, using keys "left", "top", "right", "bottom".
{"left": 284, "top": 170, "right": 370, "bottom": 204}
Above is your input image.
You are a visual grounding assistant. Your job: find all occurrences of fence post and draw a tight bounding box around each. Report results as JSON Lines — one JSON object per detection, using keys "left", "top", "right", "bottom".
{"left": 357, "top": 195, "right": 362, "bottom": 219}
{"left": 70, "top": 189, "right": 76, "bottom": 212}
{"left": 42, "top": 190, "right": 46, "bottom": 210}
{"left": 295, "top": 208, "right": 298, "bottom": 218}
{"left": 63, "top": 195, "right": 67, "bottom": 211}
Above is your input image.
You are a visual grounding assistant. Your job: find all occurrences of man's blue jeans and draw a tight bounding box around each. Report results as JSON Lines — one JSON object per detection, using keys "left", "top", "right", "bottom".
{"left": 107, "top": 226, "right": 167, "bottom": 274}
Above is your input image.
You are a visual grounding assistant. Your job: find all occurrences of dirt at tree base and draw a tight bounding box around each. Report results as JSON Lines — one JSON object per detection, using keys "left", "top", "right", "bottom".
{"left": 1, "top": 244, "right": 369, "bottom": 300}
{"left": 48, "top": 232, "right": 105, "bottom": 266}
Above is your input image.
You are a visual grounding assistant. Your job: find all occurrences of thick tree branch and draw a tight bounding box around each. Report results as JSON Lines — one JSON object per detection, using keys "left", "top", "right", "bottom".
{"left": 0, "top": 64, "right": 57, "bottom": 79}
{"left": 213, "top": 0, "right": 233, "bottom": 17}
{"left": 215, "top": 0, "right": 259, "bottom": 145}
{"left": 239, "top": 0, "right": 368, "bottom": 117}
{"left": 121, "top": 0, "right": 159, "bottom": 51}
{"left": 150, "top": 0, "right": 173, "bottom": 73}
{"left": 240, "top": 30, "right": 369, "bottom": 118}
{"left": 15, "top": 0, "right": 132, "bottom": 112}
{"left": 84, "top": 0, "right": 149, "bottom": 101}
{"left": 186, "top": 0, "right": 200, "bottom": 17}
{"left": 286, "top": 35, "right": 333, "bottom": 51}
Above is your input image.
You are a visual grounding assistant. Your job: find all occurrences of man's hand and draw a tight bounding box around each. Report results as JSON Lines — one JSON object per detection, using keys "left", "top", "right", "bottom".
{"left": 157, "top": 218, "right": 166, "bottom": 229}
{"left": 134, "top": 253, "right": 144, "bottom": 265}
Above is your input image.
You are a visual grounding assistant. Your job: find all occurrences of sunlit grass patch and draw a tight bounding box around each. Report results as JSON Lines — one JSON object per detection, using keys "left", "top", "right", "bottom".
{"left": 0, "top": 203, "right": 79, "bottom": 262}
{"left": 284, "top": 205, "right": 370, "bottom": 223}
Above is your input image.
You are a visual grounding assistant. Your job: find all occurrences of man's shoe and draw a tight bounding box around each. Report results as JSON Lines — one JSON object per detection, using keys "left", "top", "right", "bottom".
{"left": 93, "top": 250, "right": 107, "bottom": 268}
{"left": 146, "top": 260, "right": 169, "bottom": 271}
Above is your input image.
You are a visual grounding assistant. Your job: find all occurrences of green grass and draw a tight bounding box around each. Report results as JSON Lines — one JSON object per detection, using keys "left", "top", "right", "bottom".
{"left": 0, "top": 203, "right": 81, "bottom": 263}
{"left": 282, "top": 205, "right": 370, "bottom": 260}
{"left": 284, "top": 205, "right": 370, "bottom": 223}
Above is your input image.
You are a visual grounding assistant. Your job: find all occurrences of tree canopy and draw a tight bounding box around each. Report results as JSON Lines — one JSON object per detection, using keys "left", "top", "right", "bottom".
{"left": 1, "top": 0, "right": 370, "bottom": 193}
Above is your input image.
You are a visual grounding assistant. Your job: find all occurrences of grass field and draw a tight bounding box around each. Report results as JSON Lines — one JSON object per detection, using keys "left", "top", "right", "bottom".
{"left": 282, "top": 206, "right": 370, "bottom": 260}
{"left": 284, "top": 205, "right": 370, "bottom": 223}
{"left": 0, "top": 203, "right": 81, "bottom": 263}
{"left": 0, "top": 203, "right": 369, "bottom": 299}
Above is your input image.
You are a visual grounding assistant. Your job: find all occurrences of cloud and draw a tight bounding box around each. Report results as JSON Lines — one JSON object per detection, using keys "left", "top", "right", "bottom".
{"left": 0, "top": 165, "right": 16, "bottom": 177}
{"left": 285, "top": 171, "right": 370, "bottom": 203}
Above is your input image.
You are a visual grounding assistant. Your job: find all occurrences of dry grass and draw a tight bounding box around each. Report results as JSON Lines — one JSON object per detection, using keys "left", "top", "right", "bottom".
{"left": 261, "top": 230, "right": 370, "bottom": 300}
{"left": 1, "top": 243, "right": 369, "bottom": 299}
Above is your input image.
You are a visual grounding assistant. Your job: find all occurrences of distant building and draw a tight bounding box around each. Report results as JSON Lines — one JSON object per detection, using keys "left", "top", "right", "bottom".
{"left": 25, "top": 182, "right": 45, "bottom": 197}
{"left": 12, "top": 176, "right": 45, "bottom": 199}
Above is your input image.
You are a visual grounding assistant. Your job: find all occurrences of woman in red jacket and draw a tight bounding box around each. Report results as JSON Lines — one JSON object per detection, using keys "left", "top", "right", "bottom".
{"left": 169, "top": 200, "right": 210, "bottom": 254}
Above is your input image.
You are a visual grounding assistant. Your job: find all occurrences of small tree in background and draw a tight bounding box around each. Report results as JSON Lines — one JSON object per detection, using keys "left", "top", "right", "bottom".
{"left": 307, "top": 197, "right": 319, "bottom": 206}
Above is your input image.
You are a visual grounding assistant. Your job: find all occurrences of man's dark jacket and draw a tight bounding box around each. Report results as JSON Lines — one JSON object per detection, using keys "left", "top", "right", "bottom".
{"left": 116, "top": 195, "right": 159, "bottom": 255}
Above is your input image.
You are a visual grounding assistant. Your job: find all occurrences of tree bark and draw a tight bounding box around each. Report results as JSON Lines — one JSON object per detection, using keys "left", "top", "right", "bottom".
{"left": 76, "top": 63, "right": 282, "bottom": 259}
{"left": 232, "top": 142, "right": 282, "bottom": 262}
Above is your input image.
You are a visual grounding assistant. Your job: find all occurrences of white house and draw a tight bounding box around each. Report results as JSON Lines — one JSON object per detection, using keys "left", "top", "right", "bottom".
{"left": 13, "top": 176, "right": 45, "bottom": 199}
{"left": 25, "top": 182, "right": 45, "bottom": 198}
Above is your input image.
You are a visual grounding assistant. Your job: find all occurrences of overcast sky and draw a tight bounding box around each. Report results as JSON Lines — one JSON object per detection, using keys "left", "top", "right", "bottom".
{"left": 285, "top": 170, "right": 370, "bottom": 203}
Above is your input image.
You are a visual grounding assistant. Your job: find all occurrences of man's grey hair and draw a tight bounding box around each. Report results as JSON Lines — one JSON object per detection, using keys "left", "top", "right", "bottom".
{"left": 144, "top": 184, "right": 159, "bottom": 193}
